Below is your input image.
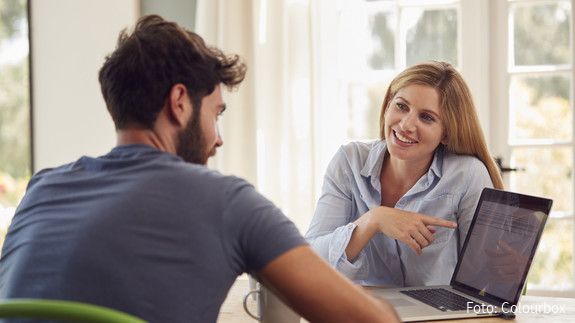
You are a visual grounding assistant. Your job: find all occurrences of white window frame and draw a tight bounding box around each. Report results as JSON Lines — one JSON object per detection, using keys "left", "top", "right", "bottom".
{"left": 490, "top": 0, "right": 575, "bottom": 297}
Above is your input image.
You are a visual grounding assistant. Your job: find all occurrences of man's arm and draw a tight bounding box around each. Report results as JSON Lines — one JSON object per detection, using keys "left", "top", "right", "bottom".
{"left": 259, "top": 245, "right": 399, "bottom": 323}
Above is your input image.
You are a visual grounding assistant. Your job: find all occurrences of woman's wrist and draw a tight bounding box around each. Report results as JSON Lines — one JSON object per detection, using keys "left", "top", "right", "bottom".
{"left": 358, "top": 207, "right": 385, "bottom": 237}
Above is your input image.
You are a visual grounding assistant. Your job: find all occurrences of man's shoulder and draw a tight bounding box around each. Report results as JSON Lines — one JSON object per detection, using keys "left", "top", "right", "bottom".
{"left": 29, "top": 154, "right": 251, "bottom": 193}
{"left": 169, "top": 162, "right": 250, "bottom": 187}
{"left": 27, "top": 161, "right": 78, "bottom": 187}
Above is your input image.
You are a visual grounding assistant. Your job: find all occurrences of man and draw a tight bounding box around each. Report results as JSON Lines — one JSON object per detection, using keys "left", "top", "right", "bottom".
{"left": 0, "top": 15, "right": 398, "bottom": 323}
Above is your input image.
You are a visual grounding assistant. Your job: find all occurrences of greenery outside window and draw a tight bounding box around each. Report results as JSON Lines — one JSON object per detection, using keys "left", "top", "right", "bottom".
{"left": 0, "top": 0, "right": 31, "bottom": 248}
{"left": 337, "top": 0, "right": 460, "bottom": 141}
{"left": 505, "top": 0, "right": 574, "bottom": 292}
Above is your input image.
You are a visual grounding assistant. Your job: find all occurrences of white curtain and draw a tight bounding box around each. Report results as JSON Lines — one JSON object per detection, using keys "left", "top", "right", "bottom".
{"left": 195, "top": 0, "right": 341, "bottom": 232}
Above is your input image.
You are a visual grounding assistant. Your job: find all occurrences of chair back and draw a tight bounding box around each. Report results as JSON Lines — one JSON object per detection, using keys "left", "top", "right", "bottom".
{"left": 0, "top": 298, "right": 145, "bottom": 322}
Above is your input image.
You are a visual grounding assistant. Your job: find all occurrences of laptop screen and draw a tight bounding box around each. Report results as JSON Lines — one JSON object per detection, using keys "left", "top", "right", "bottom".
{"left": 451, "top": 188, "right": 552, "bottom": 306}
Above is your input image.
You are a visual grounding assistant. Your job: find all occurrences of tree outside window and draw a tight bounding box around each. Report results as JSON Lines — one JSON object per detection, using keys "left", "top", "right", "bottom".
{"left": 508, "top": 0, "right": 573, "bottom": 291}
{"left": 0, "top": 0, "right": 31, "bottom": 249}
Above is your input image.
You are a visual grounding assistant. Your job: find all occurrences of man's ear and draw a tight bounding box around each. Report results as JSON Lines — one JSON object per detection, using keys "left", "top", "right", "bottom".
{"left": 167, "top": 83, "right": 192, "bottom": 128}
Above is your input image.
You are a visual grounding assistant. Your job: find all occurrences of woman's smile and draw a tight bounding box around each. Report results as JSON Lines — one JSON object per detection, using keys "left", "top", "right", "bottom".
{"left": 392, "top": 129, "right": 418, "bottom": 145}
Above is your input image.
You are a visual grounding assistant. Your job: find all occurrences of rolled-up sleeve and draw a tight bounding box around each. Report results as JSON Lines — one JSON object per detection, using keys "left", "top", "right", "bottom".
{"left": 305, "top": 148, "right": 369, "bottom": 280}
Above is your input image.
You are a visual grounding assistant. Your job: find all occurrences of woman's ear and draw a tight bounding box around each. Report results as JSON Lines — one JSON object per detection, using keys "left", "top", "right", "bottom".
{"left": 440, "top": 126, "right": 448, "bottom": 145}
{"left": 441, "top": 134, "right": 448, "bottom": 145}
{"left": 167, "top": 84, "right": 192, "bottom": 127}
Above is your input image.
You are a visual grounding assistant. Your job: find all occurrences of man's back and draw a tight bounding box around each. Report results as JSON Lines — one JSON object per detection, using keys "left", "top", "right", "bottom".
{"left": 0, "top": 144, "right": 304, "bottom": 322}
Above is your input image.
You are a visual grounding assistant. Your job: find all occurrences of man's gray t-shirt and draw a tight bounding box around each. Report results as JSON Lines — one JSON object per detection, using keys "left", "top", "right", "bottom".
{"left": 0, "top": 145, "right": 306, "bottom": 322}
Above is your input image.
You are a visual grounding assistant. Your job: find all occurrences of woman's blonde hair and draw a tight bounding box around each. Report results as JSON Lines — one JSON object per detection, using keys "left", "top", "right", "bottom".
{"left": 379, "top": 61, "right": 504, "bottom": 189}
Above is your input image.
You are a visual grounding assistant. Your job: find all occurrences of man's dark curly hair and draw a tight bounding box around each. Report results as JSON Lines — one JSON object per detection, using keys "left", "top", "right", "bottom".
{"left": 98, "top": 15, "right": 246, "bottom": 130}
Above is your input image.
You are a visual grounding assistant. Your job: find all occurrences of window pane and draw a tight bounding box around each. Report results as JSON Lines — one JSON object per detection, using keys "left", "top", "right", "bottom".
{"left": 404, "top": 7, "right": 458, "bottom": 66}
{"left": 511, "top": 147, "right": 573, "bottom": 214}
{"left": 0, "top": 0, "right": 30, "bottom": 248}
{"left": 338, "top": 5, "right": 394, "bottom": 74}
{"left": 528, "top": 218, "right": 573, "bottom": 290}
{"left": 512, "top": 2, "right": 571, "bottom": 66}
{"left": 509, "top": 74, "right": 572, "bottom": 141}
{"left": 346, "top": 81, "right": 389, "bottom": 140}
{"left": 367, "top": 10, "right": 395, "bottom": 70}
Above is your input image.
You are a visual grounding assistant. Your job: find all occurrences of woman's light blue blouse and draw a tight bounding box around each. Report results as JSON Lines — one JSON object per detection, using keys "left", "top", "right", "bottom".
{"left": 305, "top": 140, "right": 494, "bottom": 287}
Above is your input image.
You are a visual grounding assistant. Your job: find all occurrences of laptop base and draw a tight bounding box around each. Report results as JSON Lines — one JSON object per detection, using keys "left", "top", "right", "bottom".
{"left": 366, "top": 285, "right": 501, "bottom": 322}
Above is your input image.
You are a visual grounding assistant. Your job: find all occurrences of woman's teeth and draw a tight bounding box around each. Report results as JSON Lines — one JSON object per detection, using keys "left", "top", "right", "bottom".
{"left": 394, "top": 131, "right": 416, "bottom": 144}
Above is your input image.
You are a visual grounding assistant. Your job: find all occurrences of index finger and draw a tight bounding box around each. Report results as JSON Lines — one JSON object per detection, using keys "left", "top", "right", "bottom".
{"left": 420, "top": 215, "right": 457, "bottom": 228}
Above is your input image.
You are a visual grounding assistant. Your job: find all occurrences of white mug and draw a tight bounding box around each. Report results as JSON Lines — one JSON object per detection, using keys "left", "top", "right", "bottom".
{"left": 243, "top": 280, "right": 301, "bottom": 323}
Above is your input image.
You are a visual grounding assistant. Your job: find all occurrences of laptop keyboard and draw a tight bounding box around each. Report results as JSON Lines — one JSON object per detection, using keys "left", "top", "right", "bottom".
{"left": 400, "top": 288, "right": 481, "bottom": 312}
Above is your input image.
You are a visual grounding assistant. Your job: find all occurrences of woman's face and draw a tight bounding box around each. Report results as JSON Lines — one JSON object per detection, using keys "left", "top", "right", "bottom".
{"left": 384, "top": 84, "right": 446, "bottom": 164}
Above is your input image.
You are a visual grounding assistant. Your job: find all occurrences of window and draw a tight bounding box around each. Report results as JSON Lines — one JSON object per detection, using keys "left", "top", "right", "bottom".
{"left": 492, "top": 0, "right": 574, "bottom": 294}
{"left": 0, "top": 0, "right": 31, "bottom": 248}
{"left": 325, "top": 0, "right": 574, "bottom": 294}
{"left": 313, "top": 0, "right": 487, "bottom": 205}
{"left": 335, "top": 0, "right": 460, "bottom": 141}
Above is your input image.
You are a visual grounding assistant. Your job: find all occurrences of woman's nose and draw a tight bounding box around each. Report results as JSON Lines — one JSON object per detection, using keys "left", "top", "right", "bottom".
{"left": 399, "top": 112, "right": 416, "bottom": 132}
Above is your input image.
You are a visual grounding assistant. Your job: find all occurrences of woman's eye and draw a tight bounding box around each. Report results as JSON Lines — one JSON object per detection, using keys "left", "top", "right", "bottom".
{"left": 420, "top": 113, "right": 435, "bottom": 122}
{"left": 396, "top": 103, "right": 408, "bottom": 111}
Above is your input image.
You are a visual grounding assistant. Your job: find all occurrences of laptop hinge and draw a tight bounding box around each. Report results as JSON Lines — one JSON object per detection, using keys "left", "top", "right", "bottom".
{"left": 451, "top": 284, "right": 507, "bottom": 308}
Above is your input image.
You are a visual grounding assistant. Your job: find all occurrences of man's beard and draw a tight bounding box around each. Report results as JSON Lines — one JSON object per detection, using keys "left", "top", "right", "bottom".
{"left": 176, "top": 115, "right": 209, "bottom": 165}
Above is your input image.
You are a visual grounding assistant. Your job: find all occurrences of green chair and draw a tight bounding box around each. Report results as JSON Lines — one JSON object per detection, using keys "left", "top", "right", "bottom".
{"left": 0, "top": 299, "right": 146, "bottom": 322}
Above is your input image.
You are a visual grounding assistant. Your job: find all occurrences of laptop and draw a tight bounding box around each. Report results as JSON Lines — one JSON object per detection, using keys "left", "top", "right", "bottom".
{"left": 368, "top": 188, "right": 553, "bottom": 322}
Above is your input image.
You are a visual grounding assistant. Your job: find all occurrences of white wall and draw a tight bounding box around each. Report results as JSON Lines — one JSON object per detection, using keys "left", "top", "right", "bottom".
{"left": 31, "top": 0, "right": 139, "bottom": 171}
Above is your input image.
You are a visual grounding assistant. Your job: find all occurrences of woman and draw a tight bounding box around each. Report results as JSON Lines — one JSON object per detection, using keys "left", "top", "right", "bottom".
{"left": 305, "top": 61, "right": 504, "bottom": 287}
